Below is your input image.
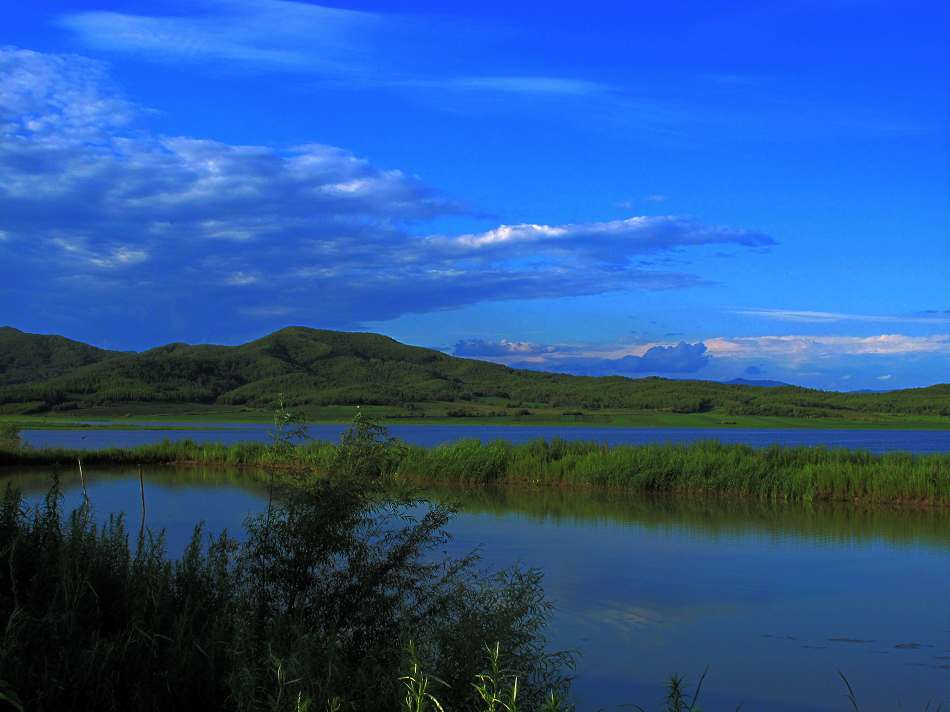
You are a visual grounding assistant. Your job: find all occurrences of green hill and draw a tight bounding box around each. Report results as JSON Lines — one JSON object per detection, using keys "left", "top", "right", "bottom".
{"left": 0, "top": 327, "right": 122, "bottom": 386}
{"left": 1, "top": 326, "right": 948, "bottom": 422}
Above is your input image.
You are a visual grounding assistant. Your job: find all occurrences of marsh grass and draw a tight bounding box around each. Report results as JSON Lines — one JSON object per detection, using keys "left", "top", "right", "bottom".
{"left": 4, "top": 436, "right": 948, "bottom": 504}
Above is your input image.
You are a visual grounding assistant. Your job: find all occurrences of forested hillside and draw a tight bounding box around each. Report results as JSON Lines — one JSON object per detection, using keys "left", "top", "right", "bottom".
{"left": 0, "top": 327, "right": 122, "bottom": 385}
{"left": 1, "top": 326, "right": 948, "bottom": 418}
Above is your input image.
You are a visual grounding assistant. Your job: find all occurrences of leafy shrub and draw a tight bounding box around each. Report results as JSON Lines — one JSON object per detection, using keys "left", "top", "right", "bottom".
{"left": 0, "top": 422, "right": 20, "bottom": 450}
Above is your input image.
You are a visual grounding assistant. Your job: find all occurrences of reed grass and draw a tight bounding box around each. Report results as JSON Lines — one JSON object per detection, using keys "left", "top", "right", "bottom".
{"left": 3, "top": 437, "right": 948, "bottom": 504}
{"left": 398, "top": 438, "right": 950, "bottom": 504}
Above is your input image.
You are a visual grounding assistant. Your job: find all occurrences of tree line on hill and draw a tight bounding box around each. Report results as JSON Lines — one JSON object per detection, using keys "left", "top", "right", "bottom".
{"left": 1, "top": 326, "right": 947, "bottom": 418}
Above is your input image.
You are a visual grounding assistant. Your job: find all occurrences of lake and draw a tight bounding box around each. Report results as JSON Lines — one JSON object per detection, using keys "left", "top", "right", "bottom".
{"left": 21, "top": 422, "right": 950, "bottom": 453}
{"left": 3, "top": 464, "right": 948, "bottom": 711}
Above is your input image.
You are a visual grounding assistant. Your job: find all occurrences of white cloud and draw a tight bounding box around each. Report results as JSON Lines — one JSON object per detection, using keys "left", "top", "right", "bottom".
{"left": 0, "top": 46, "right": 135, "bottom": 141}
{"left": 705, "top": 334, "right": 950, "bottom": 360}
{"left": 452, "top": 338, "right": 710, "bottom": 375}
{"left": 428, "top": 217, "right": 773, "bottom": 261}
{"left": 224, "top": 271, "right": 259, "bottom": 286}
{"left": 51, "top": 237, "right": 149, "bottom": 270}
{"left": 453, "top": 338, "right": 555, "bottom": 358}
{"left": 0, "top": 46, "right": 774, "bottom": 328}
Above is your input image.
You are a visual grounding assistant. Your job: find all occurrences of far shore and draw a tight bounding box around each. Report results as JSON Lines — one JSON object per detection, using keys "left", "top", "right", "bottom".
{"left": 4, "top": 408, "right": 950, "bottom": 431}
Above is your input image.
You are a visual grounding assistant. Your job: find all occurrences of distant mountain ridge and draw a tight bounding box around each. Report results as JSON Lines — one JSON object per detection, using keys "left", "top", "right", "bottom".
{"left": 725, "top": 378, "right": 791, "bottom": 388}
{"left": 0, "top": 326, "right": 947, "bottom": 418}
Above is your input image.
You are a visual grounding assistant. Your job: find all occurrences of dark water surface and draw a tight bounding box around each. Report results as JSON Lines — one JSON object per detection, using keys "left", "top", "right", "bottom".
{"left": 3, "top": 465, "right": 948, "bottom": 710}
{"left": 22, "top": 422, "right": 950, "bottom": 453}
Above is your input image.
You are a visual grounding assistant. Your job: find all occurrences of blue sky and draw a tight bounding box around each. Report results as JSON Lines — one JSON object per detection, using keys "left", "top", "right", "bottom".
{"left": 1, "top": 0, "right": 948, "bottom": 390}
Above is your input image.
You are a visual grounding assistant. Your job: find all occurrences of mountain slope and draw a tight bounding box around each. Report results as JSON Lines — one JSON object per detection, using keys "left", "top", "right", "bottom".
{"left": 0, "top": 326, "right": 948, "bottom": 418}
{"left": 0, "top": 327, "right": 122, "bottom": 386}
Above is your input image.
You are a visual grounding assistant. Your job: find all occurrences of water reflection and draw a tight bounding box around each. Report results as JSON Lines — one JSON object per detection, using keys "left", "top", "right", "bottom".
{"left": 22, "top": 423, "right": 950, "bottom": 454}
{"left": 2, "top": 465, "right": 948, "bottom": 711}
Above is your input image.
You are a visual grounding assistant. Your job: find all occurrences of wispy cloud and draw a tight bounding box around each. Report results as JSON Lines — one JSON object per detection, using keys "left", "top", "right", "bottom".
{"left": 58, "top": 1, "right": 609, "bottom": 100}
{"left": 734, "top": 308, "right": 950, "bottom": 324}
{"left": 51, "top": 237, "right": 149, "bottom": 270}
{"left": 427, "top": 218, "right": 773, "bottom": 262}
{"left": 58, "top": 1, "right": 380, "bottom": 72}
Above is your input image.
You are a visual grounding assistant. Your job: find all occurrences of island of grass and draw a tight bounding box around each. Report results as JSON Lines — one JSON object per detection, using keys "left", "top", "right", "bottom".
{"left": 4, "top": 428, "right": 948, "bottom": 506}
{"left": 1, "top": 326, "right": 949, "bottom": 430}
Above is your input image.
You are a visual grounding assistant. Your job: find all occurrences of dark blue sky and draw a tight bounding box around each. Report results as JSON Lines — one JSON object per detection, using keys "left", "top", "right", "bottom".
{"left": 1, "top": 0, "right": 948, "bottom": 389}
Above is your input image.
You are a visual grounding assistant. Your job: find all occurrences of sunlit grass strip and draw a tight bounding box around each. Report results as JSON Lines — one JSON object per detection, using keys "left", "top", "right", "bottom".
{"left": 2, "top": 437, "right": 948, "bottom": 504}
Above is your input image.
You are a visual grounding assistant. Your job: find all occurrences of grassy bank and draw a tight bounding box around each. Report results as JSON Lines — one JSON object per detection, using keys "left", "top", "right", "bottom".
{"left": 5, "top": 407, "right": 950, "bottom": 429}
{"left": 4, "top": 437, "right": 949, "bottom": 505}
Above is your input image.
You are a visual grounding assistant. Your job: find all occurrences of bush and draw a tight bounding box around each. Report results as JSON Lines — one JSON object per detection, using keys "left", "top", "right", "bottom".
{"left": 0, "top": 422, "right": 20, "bottom": 450}
{"left": 0, "top": 471, "right": 570, "bottom": 711}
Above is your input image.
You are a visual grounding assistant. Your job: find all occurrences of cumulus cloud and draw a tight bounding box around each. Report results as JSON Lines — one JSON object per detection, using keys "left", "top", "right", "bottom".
{"left": 0, "top": 46, "right": 773, "bottom": 335}
{"left": 635, "top": 341, "right": 710, "bottom": 372}
{"left": 457, "top": 338, "right": 712, "bottom": 376}
{"left": 448, "top": 333, "right": 950, "bottom": 384}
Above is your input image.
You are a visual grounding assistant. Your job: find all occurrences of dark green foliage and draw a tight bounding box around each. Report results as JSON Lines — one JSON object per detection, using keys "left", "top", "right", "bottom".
{"left": 1, "top": 326, "right": 948, "bottom": 418}
{"left": 0, "top": 424, "right": 18, "bottom": 450}
{"left": 0, "top": 467, "right": 569, "bottom": 710}
{"left": 333, "top": 409, "right": 406, "bottom": 479}
{"left": 0, "top": 327, "right": 121, "bottom": 386}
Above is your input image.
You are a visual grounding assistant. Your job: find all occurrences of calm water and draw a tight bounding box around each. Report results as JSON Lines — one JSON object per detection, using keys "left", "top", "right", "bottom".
{"left": 22, "top": 422, "right": 950, "bottom": 453}
{"left": 3, "top": 465, "right": 948, "bottom": 711}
